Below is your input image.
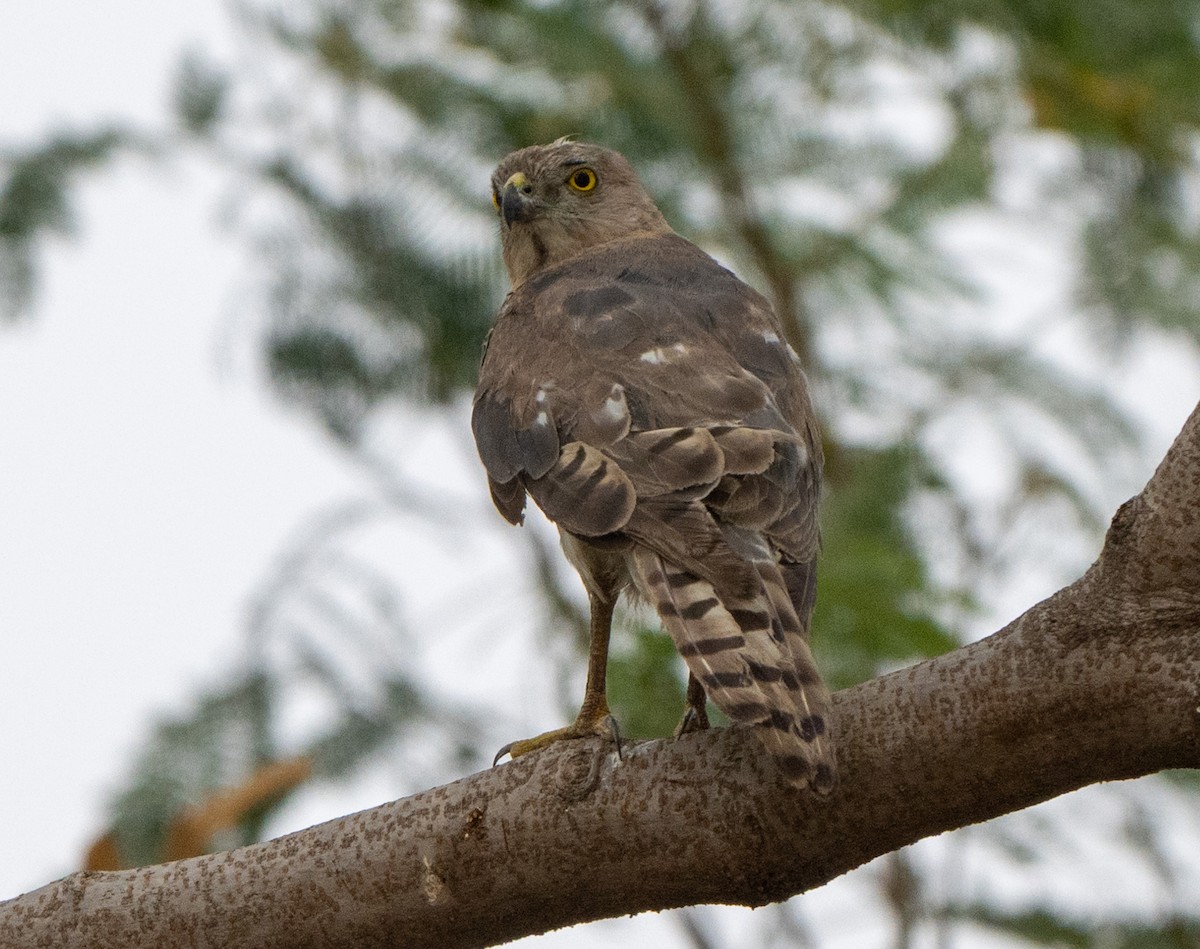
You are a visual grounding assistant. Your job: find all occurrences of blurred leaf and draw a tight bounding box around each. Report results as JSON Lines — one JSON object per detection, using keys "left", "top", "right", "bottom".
{"left": 173, "top": 51, "right": 228, "bottom": 135}
{"left": 814, "top": 444, "right": 962, "bottom": 689}
{"left": 0, "top": 127, "right": 132, "bottom": 319}
{"left": 945, "top": 903, "right": 1200, "bottom": 948}
{"left": 1160, "top": 769, "right": 1200, "bottom": 792}
{"left": 270, "top": 328, "right": 385, "bottom": 394}
{"left": 1079, "top": 170, "right": 1200, "bottom": 341}
{"left": 259, "top": 158, "right": 497, "bottom": 407}
{"left": 851, "top": 0, "right": 1200, "bottom": 160}
{"left": 306, "top": 676, "right": 429, "bottom": 777}
{"left": 107, "top": 672, "right": 276, "bottom": 867}
{"left": 607, "top": 621, "right": 689, "bottom": 739}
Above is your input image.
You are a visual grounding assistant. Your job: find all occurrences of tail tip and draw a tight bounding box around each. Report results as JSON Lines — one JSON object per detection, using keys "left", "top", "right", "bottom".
{"left": 811, "top": 761, "right": 837, "bottom": 795}
{"left": 777, "top": 751, "right": 837, "bottom": 794}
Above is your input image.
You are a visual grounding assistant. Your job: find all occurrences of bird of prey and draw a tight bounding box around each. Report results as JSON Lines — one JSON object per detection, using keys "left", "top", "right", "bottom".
{"left": 472, "top": 139, "right": 834, "bottom": 791}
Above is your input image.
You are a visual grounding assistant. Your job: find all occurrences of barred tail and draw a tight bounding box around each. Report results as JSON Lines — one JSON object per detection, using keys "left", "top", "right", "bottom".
{"left": 630, "top": 548, "right": 835, "bottom": 792}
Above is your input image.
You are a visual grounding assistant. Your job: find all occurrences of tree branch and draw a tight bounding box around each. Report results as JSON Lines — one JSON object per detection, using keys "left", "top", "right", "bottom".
{"left": 5, "top": 404, "right": 1200, "bottom": 948}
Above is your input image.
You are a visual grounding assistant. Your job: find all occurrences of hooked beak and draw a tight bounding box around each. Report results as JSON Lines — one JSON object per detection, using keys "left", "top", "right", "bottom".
{"left": 500, "top": 171, "right": 535, "bottom": 226}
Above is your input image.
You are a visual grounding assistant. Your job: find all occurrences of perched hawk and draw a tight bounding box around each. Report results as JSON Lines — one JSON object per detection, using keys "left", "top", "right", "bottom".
{"left": 472, "top": 140, "right": 834, "bottom": 791}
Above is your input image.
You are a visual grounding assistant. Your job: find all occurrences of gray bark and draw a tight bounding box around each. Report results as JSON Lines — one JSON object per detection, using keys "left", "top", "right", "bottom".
{"left": 4, "top": 403, "right": 1199, "bottom": 949}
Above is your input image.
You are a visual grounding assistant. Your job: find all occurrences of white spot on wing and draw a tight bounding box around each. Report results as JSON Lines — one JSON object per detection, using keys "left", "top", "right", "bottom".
{"left": 761, "top": 331, "right": 781, "bottom": 345}
{"left": 535, "top": 410, "right": 549, "bottom": 426}
{"left": 586, "top": 384, "right": 629, "bottom": 442}
{"left": 641, "top": 344, "right": 687, "bottom": 364}
{"left": 602, "top": 393, "right": 626, "bottom": 421}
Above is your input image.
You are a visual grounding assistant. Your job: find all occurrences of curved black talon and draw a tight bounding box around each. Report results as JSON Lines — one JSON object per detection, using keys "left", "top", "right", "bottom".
{"left": 604, "top": 714, "right": 623, "bottom": 761}
{"left": 673, "top": 704, "right": 711, "bottom": 738}
{"left": 493, "top": 742, "right": 515, "bottom": 767}
{"left": 674, "top": 673, "right": 711, "bottom": 738}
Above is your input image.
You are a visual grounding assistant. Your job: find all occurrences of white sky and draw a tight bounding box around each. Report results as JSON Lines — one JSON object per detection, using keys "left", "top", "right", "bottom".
{"left": 2, "top": 2, "right": 1199, "bottom": 946}
{"left": 0, "top": 0, "right": 375, "bottom": 897}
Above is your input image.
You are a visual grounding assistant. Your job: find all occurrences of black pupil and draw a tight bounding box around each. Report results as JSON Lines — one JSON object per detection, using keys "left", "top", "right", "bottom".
{"left": 574, "top": 171, "right": 591, "bottom": 188}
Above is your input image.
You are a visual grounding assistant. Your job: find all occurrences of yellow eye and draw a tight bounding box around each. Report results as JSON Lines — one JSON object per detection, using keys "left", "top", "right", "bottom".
{"left": 491, "top": 188, "right": 500, "bottom": 211}
{"left": 567, "top": 167, "right": 597, "bottom": 193}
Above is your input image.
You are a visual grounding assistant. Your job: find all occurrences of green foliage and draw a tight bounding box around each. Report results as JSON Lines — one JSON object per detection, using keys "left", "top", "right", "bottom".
{"left": 1081, "top": 168, "right": 1200, "bottom": 337}
{"left": 104, "top": 597, "right": 482, "bottom": 867}
{"left": 108, "top": 673, "right": 275, "bottom": 866}
{"left": 850, "top": 0, "right": 1200, "bottom": 345}
{"left": 173, "top": 52, "right": 228, "bottom": 136}
{"left": 853, "top": 0, "right": 1200, "bottom": 160}
{"left": 814, "top": 443, "right": 961, "bottom": 688}
{"left": 945, "top": 904, "right": 1200, "bottom": 948}
{"left": 0, "top": 128, "right": 133, "bottom": 319}
{"left": 230, "top": 0, "right": 999, "bottom": 417}
{"left": 607, "top": 621, "right": 689, "bottom": 739}
{"left": 248, "top": 149, "right": 500, "bottom": 416}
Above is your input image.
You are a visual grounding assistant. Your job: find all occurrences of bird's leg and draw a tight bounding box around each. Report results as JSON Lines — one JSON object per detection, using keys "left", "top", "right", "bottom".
{"left": 574, "top": 589, "right": 617, "bottom": 739}
{"left": 494, "top": 590, "right": 620, "bottom": 763}
{"left": 673, "top": 672, "right": 710, "bottom": 738}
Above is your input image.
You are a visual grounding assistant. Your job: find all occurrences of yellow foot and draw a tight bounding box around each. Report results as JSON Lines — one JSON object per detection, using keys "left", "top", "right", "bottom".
{"left": 494, "top": 713, "right": 621, "bottom": 765}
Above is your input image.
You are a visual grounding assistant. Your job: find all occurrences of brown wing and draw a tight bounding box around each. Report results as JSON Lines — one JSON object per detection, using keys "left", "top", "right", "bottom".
{"left": 472, "top": 231, "right": 832, "bottom": 789}
{"left": 474, "top": 234, "right": 822, "bottom": 596}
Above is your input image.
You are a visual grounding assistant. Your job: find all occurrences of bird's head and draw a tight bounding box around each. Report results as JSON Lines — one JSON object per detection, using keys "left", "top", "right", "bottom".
{"left": 490, "top": 139, "right": 671, "bottom": 286}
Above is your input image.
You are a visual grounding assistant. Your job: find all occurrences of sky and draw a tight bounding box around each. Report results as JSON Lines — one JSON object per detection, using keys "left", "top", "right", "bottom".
{"left": 0, "top": 0, "right": 374, "bottom": 897}
{"left": 2, "top": 2, "right": 1200, "bottom": 946}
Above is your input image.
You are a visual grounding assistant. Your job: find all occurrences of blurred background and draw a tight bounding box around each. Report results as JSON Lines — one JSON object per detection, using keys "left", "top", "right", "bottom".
{"left": 3, "top": 0, "right": 1200, "bottom": 945}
